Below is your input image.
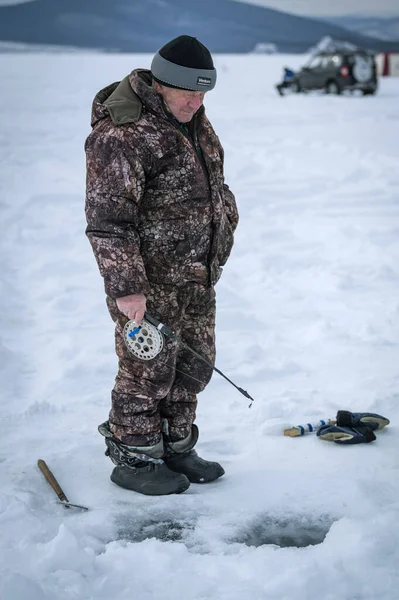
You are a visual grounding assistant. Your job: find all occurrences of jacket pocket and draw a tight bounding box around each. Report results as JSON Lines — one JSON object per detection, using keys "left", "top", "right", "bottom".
{"left": 217, "top": 213, "right": 234, "bottom": 267}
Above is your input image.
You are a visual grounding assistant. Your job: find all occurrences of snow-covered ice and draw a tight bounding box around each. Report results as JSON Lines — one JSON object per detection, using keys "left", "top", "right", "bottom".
{"left": 1, "top": 52, "right": 399, "bottom": 600}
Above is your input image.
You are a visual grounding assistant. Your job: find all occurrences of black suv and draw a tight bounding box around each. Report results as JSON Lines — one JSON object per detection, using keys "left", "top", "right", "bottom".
{"left": 291, "top": 51, "right": 378, "bottom": 95}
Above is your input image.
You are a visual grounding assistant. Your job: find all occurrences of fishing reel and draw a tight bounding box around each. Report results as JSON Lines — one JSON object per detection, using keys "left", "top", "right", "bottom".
{"left": 123, "top": 317, "right": 164, "bottom": 360}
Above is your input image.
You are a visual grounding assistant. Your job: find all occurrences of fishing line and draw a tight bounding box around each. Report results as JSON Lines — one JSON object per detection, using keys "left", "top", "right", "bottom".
{"left": 123, "top": 313, "right": 255, "bottom": 407}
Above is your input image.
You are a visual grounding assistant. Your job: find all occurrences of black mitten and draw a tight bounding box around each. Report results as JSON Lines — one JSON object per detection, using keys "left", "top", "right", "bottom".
{"left": 317, "top": 423, "right": 376, "bottom": 444}
{"left": 336, "top": 410, "right": 389, "bottom": 431}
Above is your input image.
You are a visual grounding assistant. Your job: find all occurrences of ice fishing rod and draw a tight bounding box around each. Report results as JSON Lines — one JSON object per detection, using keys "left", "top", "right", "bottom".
{"left": 284, "top": 419, "right": 335, "bottom": 437}
{"left": 123, "top": 312, "right": 255, "bottom": 407}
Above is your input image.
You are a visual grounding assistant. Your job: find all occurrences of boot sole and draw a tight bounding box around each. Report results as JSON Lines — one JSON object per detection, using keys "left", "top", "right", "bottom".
{"left": 110, "top": 470, "right": 190, "bottom": 496}
{"left": 165, "top": 465, "right": 225, "bottom": 484}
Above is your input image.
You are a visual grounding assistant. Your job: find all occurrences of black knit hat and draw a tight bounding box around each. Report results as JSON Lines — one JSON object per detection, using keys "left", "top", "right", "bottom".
{"left": 151, "top": 35, "right": 217, "bottom": 91}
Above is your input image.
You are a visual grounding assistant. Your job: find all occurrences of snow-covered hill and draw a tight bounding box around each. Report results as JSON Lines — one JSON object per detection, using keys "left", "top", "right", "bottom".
{"left": 1, "top": 0, "right": 399, "bottom": 53}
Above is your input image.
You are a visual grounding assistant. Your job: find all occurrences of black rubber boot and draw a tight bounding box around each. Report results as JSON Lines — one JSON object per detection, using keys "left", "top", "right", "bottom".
{"left": 111, "top": 462, "right": 190, "bottom": 496}
{"left": 163, "top": 424, "right": 225, "bottom": 484}
{"left": 164, "top": 450, "right": 225, "bottom": 484}
{"left": 98, "top": 421, "right": 190, "bottom": 496}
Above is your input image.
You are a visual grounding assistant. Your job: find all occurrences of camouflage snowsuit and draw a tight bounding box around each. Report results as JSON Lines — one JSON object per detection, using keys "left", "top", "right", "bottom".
{"left": 85, "top": 70, "right": 238, "bottom": 446}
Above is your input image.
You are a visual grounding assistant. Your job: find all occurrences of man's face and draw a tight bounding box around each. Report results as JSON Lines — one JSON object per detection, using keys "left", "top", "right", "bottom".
{"left": 154, "top": 82, "right": 206, "bottom": 123}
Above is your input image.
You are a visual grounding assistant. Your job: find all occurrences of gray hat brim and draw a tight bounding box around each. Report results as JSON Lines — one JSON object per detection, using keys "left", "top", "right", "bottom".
{"left": 151, "top": 52, "right": 216, "bottom": 91}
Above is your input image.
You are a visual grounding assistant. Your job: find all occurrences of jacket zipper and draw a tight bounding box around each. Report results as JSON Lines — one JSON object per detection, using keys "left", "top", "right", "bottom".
{"left": 155, "top": 107, "right": 217, "bottom": 285}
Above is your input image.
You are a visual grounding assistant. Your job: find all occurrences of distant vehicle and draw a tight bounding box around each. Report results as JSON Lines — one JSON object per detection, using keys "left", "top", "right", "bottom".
{"left": 279, "top": 51, "right": 378, "bottom": 96}
{"left": 252, "top": 42, "right": 278, "bottom": 54}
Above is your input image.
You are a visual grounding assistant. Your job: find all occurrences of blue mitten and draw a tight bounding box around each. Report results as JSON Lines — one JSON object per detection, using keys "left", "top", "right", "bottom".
{"left": 317, "top": 423, "right": 376, "bottom": 444}
{"left": 336, "top": 410, "right": 389, "bottom": 431}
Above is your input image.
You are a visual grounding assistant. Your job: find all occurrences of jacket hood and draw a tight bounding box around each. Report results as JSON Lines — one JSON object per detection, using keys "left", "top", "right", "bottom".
{"left": 90, "top": 68, "right": 204, "bottom": 129}
{"left": 90, "top": 69, "right": 168, "bottom": 128}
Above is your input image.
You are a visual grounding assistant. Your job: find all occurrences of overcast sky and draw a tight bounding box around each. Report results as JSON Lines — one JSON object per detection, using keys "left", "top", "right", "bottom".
{"left": 234, "top": 0, "right": 398, "bottom": 16}
{"left": 0, "top": 0, "right": 397, "bottom": 17}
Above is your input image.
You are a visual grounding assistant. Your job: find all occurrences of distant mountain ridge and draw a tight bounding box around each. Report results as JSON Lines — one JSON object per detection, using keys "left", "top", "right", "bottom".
{"left": 0, "top": 0, "right": 398, "bottom": 53}
{"left": 323, "top": 15, "right": 399, "bottom": 42}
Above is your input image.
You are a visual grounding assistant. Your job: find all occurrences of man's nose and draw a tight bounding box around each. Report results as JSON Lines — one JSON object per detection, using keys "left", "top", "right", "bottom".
{"left": 188, "top": 96, "right": 203, "bottom": 111}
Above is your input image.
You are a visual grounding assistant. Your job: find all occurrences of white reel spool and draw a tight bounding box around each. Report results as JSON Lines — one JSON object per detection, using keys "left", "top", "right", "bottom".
{"left": 123, "top": 318, "right": 164, "bottom": 360}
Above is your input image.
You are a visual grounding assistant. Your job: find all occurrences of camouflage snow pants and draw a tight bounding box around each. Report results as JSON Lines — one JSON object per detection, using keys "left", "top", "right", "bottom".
{"left": 106, "top": 282, "right": 216, "bottom": 446}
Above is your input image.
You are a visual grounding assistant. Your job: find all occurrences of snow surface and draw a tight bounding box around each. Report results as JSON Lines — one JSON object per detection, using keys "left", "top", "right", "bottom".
{"left": 1, "top": 52, "right": 399, "bottom": 600}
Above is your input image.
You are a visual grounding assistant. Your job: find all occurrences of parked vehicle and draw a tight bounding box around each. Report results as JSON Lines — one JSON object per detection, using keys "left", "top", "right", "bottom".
{"left": 279, "top": 51, "right": 378, "bottom": 95}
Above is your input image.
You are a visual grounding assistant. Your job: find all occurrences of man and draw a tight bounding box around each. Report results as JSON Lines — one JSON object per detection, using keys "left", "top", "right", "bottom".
{"left": 85, "top": 35, "right": 238, "bottom": 496}
{"left": 276, "top": 66, "right": 296, "bottom": 96}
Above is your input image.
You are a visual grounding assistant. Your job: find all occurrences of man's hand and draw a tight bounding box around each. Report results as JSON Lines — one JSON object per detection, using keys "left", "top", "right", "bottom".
{"left": 116, "top": 293, "right": 146, "bottom": 324}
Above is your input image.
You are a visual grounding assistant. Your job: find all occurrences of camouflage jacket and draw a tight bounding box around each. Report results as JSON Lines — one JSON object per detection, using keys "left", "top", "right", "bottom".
{"left": 85, "top": 69, "right": 238, "bottom": 299}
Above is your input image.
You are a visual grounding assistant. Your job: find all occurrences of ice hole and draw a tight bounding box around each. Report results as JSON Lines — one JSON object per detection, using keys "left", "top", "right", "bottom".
{"left": 231, "top": 514, "right": 334, "bottom": 548}
{"left": 117, "top": 517, "right": 194, "bottom": 544}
